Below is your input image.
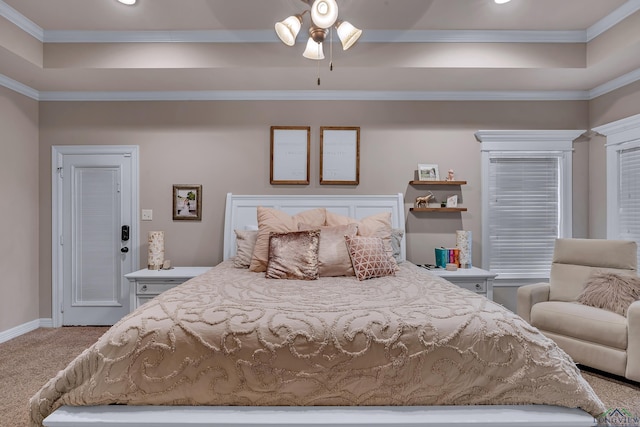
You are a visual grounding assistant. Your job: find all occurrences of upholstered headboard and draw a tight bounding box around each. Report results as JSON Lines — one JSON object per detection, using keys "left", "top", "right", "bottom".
{"left": 223, "top": 193, "right": 406, "bottom": 262}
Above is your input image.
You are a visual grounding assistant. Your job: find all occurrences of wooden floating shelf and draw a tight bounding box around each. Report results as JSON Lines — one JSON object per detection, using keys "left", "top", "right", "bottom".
{"left": 409, "top": 180, "right": 467, "bottom": 185}
{"left": 410, "top": 207, "right": 468, "bottom": 212}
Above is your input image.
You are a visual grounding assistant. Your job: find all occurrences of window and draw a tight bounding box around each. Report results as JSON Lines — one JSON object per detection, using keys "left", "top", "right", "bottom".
{"left": 476, "top": 130, "right": 582, "bottom": 280}
{"left": 597, "top": 114, "right": 640, "bottom": 268}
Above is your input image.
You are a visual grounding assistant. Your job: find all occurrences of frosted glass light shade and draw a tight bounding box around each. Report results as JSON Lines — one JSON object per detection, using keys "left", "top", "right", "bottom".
{"left": 117, "top": 0, "right": 137, "bottom": 4}
{"left": 311, "top": 0, "right": 338, "bottom": 29}
{"left": 302, "top": 38, "right": 325, "bottom": 60}
{"left": 275, "top": 15, "right": 302, "bottom": 46}
{"left": 336, "top": 21, "right": 362, "bottom": 50}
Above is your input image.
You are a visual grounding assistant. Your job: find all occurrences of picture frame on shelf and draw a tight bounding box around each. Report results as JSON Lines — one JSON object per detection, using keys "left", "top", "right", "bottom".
{"left": 418, "top": 163, "right": 440, "bottom": 181}
{"left": 173, "top": 184, "right": 202, "bottom": 221}
{"left": 270, "top": 126, "right": 310, "bottom": 185}
{"left": 320, "top": 126, "right": 360, "bottom": 185}
{"left": 446, "top": 195, "right": 458, "bottom": 208}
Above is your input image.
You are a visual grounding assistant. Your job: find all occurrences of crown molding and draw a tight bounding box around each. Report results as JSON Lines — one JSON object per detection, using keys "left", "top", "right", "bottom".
{"left": 590, "top": 67, "right": 640, "bottom": 99}
{"left": 42, "top": 29, "right": 587, "bottom": 44}
{"left": 587, "top": 0, "right": 640, "bottom": 41}
{"left": 0, "top": 0, "right": 42, "bottom": 40}
{"left": 593, "top": 113, "right": 640, "bottom": 136}
{"left": 0, "top": 73, "right": 39, "bottom": 100}
{"left": 36, "top": 90, "right": 590, "bottom": 102}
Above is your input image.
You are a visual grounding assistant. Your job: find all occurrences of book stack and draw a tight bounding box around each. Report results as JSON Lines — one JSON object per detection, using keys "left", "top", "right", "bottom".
{"left": 435, "top": 247, "right": 460, "bottom": 268}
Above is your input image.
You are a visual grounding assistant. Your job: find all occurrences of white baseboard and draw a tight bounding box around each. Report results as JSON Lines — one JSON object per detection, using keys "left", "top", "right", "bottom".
{"left": 0, "top": 318, "right": 54, "bottom": 344}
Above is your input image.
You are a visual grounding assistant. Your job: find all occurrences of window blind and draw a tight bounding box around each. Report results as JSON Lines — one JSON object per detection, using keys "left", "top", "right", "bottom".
{"left": 487, "top": 155, "right": 561, "bottom": 277}
{"left": 618, "top": 146, "right": 640, "bottom": 267}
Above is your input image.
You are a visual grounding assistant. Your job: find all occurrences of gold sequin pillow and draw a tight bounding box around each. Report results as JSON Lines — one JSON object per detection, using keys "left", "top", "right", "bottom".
{"left": 344, "top": 235, "right": 398, "bottom": 281}
{"left": 265, "top": 230, "right": 321, "bottom": 280}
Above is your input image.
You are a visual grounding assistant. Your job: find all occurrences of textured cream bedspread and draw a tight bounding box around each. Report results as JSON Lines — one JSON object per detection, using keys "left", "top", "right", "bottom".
{"left": 30, "top": 261, "right": 605, "bottom": 426}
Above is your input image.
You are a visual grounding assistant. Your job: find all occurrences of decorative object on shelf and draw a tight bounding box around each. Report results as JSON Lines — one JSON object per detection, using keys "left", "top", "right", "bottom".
{"left": 148, "top": 231, "right": 165, "bottom": 270}
{"left": 173, "top": 184, "right": 202, "bottom": 221}
{"left": 270, "top": 126, "right": 311, "bottom": 185}
{"left": 456, "top": 230, "right": 472, "bottom": 269}
{"left": 415, "top": 192, "right": 435, "bottom": 208}
{"left": 320, "top": 126, "right": 360, "bottom": 185}
{"left": 274, "top": 0, "right": 362, "bottom": 85}
{"left": 446, "top": 169, "right": 455, "bottom": 181}
{"left": 418, "top": 163, "right": 439, "bottom": 181}
{"left": 446, "top": 195, "right": 458, "bottom": 208}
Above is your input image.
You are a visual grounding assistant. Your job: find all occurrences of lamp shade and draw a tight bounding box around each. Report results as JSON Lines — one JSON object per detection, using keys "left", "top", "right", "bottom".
{"left": 311, "top": 0, "right": 338, "bottom": 29}
{"left": 302, "top": 38, "right": 325, "bottom": 60}
{"left": 275, "top": 15, "right": 302, "bottom": 46}
{"left": 336, "top": 20, "right": 362, "bottom": 50}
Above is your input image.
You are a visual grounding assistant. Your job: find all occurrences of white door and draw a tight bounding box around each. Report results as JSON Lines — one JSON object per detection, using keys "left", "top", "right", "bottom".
{"left": 53, "top": 146, "right": 139, "bottom": 326}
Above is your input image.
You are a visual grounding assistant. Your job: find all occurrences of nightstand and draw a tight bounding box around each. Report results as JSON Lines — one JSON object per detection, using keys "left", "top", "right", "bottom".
{"left": 428, "top": 266, "right": 497, "bottom": 300}
{"left": 125, "top": 266, "right": 212, "bottom": 310}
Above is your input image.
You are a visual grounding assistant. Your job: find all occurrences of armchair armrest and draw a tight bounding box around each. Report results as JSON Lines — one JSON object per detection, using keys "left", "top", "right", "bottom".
{"left": 626, "top": 300, "right": 640, "bottom": 382}
{"left": 517, "top": 282, "right": 550, "bottom": 324}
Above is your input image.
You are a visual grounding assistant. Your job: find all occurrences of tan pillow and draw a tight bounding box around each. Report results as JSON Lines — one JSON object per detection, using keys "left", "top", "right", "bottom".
{"left": 233, "top": 229, "right": 258, "bottom": 268}
{"left": 325, "top": 211, "right": 393, "bottom": 256}
{"left": 299, "top": 223, "right": 358, "bottom": 277}
{"left": 577, "top": 271, "right": 640, "bottom": 316}
{"left": 250, "top": 207, "right": 326, "bottom": 272}
{"left": 344, "top": 235, "right": 398, "bottom": 281}
{"left": 265, "top": 230, "right": 320, "bottom": 280}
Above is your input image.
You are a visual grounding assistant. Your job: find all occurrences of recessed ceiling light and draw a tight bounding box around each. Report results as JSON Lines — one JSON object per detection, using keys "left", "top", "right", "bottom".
{"left": 495, "top": 0, "right": 511, "bottom": 3}
{"left": 117, "top": 0, "right": 137, "bottom": 5}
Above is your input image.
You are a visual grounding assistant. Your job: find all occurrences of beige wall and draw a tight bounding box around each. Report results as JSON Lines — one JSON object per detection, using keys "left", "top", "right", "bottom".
{"left": 37, "top": 100, "right": 589, "bottom": 318}
{"left": 0, "top": 86, "right": 39, "bottom": 332}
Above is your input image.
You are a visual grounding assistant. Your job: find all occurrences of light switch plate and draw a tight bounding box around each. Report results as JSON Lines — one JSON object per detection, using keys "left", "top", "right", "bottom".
{"left": 141, "top": 209, "right": 153, "bottom": 221}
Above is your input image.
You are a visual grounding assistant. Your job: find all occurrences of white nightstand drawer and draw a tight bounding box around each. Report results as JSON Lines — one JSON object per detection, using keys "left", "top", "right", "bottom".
{"left": 137, "top": 282, "right": 179, "bottom": 295}
{"left": 454, "top": 280, "right": 486, "bottom": 293}
{"left": 125, "top": 267, "right": 212, "bottom": 311}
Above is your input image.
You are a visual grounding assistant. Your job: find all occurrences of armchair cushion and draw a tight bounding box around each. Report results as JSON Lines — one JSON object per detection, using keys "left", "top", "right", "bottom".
{"left": 577, "top": 271, "right": 640, "bottom": 316}
{"left": 531, "top": 301, "right": 628, "bottom": 350}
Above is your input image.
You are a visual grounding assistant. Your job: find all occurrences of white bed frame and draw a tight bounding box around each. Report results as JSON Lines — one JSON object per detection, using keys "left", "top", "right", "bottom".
{"left": 44, "top": 193, "right": 597, "bottom": 427}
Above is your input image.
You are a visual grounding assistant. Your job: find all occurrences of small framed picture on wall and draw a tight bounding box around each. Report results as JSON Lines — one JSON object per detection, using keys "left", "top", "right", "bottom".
{"left": 173, "top": 184, "right": 202, "bottom": 221}
{"left": 418, "top": 163, "right": 440, "bottom": 181}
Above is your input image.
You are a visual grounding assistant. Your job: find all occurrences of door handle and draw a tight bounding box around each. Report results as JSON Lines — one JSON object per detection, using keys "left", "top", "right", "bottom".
{"left": 121, "top": 247, "right": 129, "bottom": 253}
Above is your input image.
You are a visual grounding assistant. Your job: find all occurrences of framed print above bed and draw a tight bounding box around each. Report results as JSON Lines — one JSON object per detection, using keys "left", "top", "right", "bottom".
{"left": 270, "top": 126, "right": 311, "bottom": 185}
{"left": 320, "top": 126, "right": 360, "bottom": 185}
{"left": 173, "top": 184, "right": 202, "bottom": 221}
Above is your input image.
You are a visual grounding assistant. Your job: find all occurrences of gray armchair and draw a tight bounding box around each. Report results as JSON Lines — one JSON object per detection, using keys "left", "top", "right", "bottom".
{"left": 517, "top": 238, "right": 639, "bottom": 382}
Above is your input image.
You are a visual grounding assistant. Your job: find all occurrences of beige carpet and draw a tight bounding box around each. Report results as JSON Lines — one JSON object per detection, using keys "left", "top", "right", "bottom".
{"left": 2, "top": 327, "right": 639, "bottom": 427}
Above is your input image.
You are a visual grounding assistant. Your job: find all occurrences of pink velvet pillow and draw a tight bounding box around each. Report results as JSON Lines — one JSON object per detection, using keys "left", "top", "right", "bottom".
{"left": 344, "top": 235, "right": 398, "bottom": 281}
{"left": 577, "top": 271, "right": 640, "bottom": 316}
{"left": 265, "top": 230, "right": 320, "bottom": 280}
{"left": 250, "top": 207, "right": 326, "bottom": 272}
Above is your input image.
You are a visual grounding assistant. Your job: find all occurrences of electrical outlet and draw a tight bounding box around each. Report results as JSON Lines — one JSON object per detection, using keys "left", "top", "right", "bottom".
{"left": 141, "top": 209, "right": 153, "bottom": 221}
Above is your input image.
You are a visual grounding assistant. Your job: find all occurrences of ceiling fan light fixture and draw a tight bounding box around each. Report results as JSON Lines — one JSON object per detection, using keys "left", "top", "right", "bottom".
{"left": 336, "top": 20, "right": 362, "bottom": 50}
{"left": 117, "top": 0, "right": 137, "bottom": 5}
{"left": 494, "top": 0, "right": 511, "bottom": 3}
{"left": 275, "top": 15, "right": 303, "bottom": 46}
{"left": 311, "top": 0, "right": 339, "bottom": 29}
{"left": 303, "top": 37, "right": 325, "bottom": 60}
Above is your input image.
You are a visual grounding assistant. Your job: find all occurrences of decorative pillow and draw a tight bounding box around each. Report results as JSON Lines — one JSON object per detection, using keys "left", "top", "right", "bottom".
{"left": 344, "top": 235, "right": 398, "bottom": 281}
{"left": 577, "top": 271, "right": 640, "bottom": 316}
{"left": 391, "top": 228, "right": 404, "bottom": 263}
{"left": 250, "top": 207, "right": 326, "bottom": 272}
{"left": 265, "top": 230, "right": 320, "bottom": 280}
{"left": 299, "top": 223, "right": 358, "bottom": 277}
{"left": 233, "top": 229, "right": 258, "bottom": 268}
{"left": 325, "top": 211, "right": 393, "bottom": 256}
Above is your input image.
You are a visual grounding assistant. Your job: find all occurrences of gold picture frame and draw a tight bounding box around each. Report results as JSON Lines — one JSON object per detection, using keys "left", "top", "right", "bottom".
{"left": 270, "top": 126, "right": 311, "bottom": 185}
{"left": 173, "top": 184, "right": 202, "bottom": 221}
{"left": 320, "top": 126, "right": 360, "bottom": 185}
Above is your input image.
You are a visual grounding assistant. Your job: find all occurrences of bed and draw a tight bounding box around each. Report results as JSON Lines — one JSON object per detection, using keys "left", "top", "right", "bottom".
{"left": 32, "top": 193, "right": 605, "bottom": 427}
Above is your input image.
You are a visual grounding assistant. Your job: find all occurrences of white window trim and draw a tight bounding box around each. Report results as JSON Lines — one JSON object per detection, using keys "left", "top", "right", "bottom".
{"left": 593, "top": 113, "right": 640, "bottom": 239}
{"left": 475, "top": 130, "right": 583, "bottom": 280}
